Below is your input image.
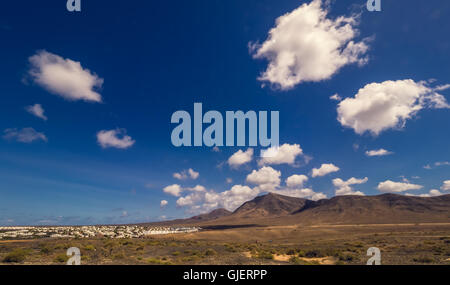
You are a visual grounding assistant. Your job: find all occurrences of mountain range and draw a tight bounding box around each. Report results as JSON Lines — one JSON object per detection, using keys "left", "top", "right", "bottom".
{"left": 156, "top": 193, "right": 450, "bottom": 226}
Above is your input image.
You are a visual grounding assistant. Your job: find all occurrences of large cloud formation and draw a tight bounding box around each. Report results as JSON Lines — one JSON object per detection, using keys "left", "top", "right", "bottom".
{"left": 28, "top": 50, "right": 103, "bottom": 102}
{"left": 251, "top": 0, "right": 369, "bottom": 89}
{"left": 337, "top": 80, "right": 450, "bottom": 135}
{"left": 171, "top": 167, "right": 325, "bottom": 214}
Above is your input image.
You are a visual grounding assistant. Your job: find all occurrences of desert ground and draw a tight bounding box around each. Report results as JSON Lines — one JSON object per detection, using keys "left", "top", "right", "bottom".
{"left": 1, "top": 223, "right": 450, "bottom": 265}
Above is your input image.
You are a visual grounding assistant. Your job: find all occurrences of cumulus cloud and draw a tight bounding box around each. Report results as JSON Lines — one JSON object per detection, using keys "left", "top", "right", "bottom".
{"left": 272, "top": 188, "right": 326, "bottom": 201}
{"left": 246, "top": 166, "right": 281, "bottom": 191}
{"left": 365, "top": 149, "right": 393, "bottom": 157}
{"left": 311, "top": 163, "right": 340, "bottom": 177}
{"left": 173, "top": 166, "right": 326, "bottom": 214}
{"left": 228, "top": 148, "right": 253, "bottom": 167}
{"left": 377, "top": 180, "right": 423, "bottom": 193}
{"left": 259, "top": 143, "right": 304, "bottom": 166}
{"left": 3, "top": 128, "right": 47, "bottom": 143}
{"left": 28, "top": 50, "right": 103, "bottom": 102}
{"left": 285, "top": 174, "right": 308, "bottom": 188}
{"left": 332, "top": 177, "right": 367, "bottom": 196}
{"left": 250, "top": 0, "right": 369, "bottom": 89}
{"left": 160, "top": 200, "right": 168, "bottom": 208}
{"left": 163, "top": 184, "right": 182, "bottom": 197}
{"left": 176, "top": 185, "right": 260, "bottom": 213}
{"left": 96, "top": 129, "right": 135, "bottom": 149}
{"left": 405, "top": 189, "right": 443, "bottom": 198}
{"left": 337, "top": 80, "right": 450, "bottom": 136}
{"left": 173, "top": 168, "right": 199, "bottom": 180}
{"left": 163, "top": 184, "right": 207, "bottom": 199}
{"left": 186, "top": 185, "right": 206, "bottom": 192}
{"left": 25, "top": 104, "right": 47, "bottom": 120}
{"left": 441, "top": 180, "right": 450, "bottom": 191}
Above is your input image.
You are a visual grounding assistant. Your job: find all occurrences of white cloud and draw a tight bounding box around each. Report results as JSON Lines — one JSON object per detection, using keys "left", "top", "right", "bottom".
{"left": 188, "top": 168, "right": 199, "bottom": 179}
{"left": 272, "top": 188, "right": 326, "bottom": 201}
{"left": 209, "top": 185, "right": 260, "bottom": 211}
{"left": 312, "top": 163, "right": 340, "bottom": 177}
{"left": 28, "top": 50, "right": 103, "bottom": 102}
{"left": 96, "top": 129, "right": 135, "bottom": 149}
{"left": 250, "top": 0, "right": 369, "bottom": 89}
{"left": 160, "top": 200, "right": 168, "bottom": 207}
{"left": 186, "top": 185, "right": 206, "bottom": 192}
{"left": 337, "top": 79, "right": 450, "bottom": 136}
{"left": 173, "top": 168, "right": 199, "bottom": 180}
{"left": 333, "top": 177, "right": 367, "bottom": 196}
{"left": 286, "top": 174, "right": 308, "bottom": 188}
{"left": 377, "top": 180, "right": 423, "bottom": 193}
{"left": 246, "top": 166, "right": 281, "bottom": 191}
{"left": 365, "top": 149, "right": 393, "bottom": 157}
{"left": 423, "top": 162, "right": 450, "bottom": 170}
{"left": 226, "top": 178, "right": 233, "bottom": 184}
{"left": 405, "top": 189, "right": 443, "bottom": 197}
{"left": 3, "top": 128, "right": 47, "bottom": 143}
{"left": 25, "top": 104, "right": 47, "bottom": 120}
{"left": 435, "top": 161, "right": 450, "bottom": 167}
{"left": 441, "top": 180, "right": 450, "bottom": 191}
{"left": 228, "top": 148, "right": 253, "bottom": 167}
{"left": 330, "top": 93, "right": 342, "bottom": 101}
{"left": 163, "top": 184, "right": 182, "bottom": 197}
{"left": 259, "top": 143, "right": 304, "bottom": 166}
{"left": 176, "top": 185, "right": 260, "bottom": 213}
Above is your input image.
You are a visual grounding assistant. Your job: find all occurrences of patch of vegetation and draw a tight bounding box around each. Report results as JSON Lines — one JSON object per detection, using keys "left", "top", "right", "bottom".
{"left": 84, "top": 244, "right": 96, "bottom": 251}
{"left": 146, "top": 257, "right": 172, "bottom": 265}
{"left": 412, "top": 257, "right": 434, "bottom": 263}
{"left": 54, "top": 253, "right": 69, "bottom": 263}
{"left": 257, "top": 251, "right": 274, "bottom": 260}
{"left": 2, "top": 249, "right": 29, "bottom": 263}
{"left": 204, "top": 249, "right": 217, "bottom": 256}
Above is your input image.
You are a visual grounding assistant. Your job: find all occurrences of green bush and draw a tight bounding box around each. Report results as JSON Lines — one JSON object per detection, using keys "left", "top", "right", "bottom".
{"left": 204, "top": 249, "right": 217, "bottom": 256}
{"left": 2, "top": 249, "right": 28, "bottom": 263}
{"left": 257, "top": 251, "right": 274, "bottom": 260}
{"left": 84, "top": 244, "right": 96, "bottom": 251}
{"left": 54, "top": 253, "right": 69, "bottom": 263}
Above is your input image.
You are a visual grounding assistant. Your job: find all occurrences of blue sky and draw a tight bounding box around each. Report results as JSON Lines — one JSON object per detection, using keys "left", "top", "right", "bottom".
{"left": 1, "top": 0, "right": 450, "bottom": 225}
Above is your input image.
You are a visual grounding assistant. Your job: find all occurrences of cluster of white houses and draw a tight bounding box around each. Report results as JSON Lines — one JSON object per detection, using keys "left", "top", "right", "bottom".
{"left": 0, "top": 225, "right": 200, "bottom": 239}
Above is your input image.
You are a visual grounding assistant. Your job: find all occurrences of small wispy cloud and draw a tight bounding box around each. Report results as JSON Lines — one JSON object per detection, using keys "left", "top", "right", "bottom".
{"left": 3, "top": 127, "right": 47, "bottom": 143}
{"left": 25, "top": 103, "right": 47, "bottom": 120}
{"left": 365, "top": 149, "right": 393, "bottom": 157}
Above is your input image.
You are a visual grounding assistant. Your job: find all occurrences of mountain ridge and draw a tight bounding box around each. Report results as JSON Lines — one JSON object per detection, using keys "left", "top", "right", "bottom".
{"left": 158, "top": 193, "right": 450, "bottom": 226}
